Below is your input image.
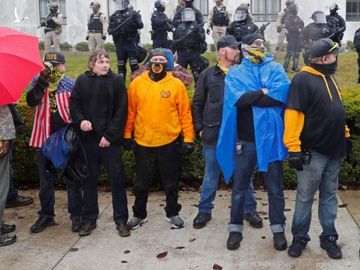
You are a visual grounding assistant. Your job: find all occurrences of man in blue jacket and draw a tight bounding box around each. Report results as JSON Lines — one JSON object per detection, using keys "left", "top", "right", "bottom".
{"left": 192, "top": 35, "right": 262, "bottom": 230}
{"left": 217, "top": 33, "right": 290, "bottom": 251}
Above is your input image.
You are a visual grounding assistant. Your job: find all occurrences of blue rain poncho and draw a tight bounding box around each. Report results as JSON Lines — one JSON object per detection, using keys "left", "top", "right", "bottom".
{"left": 216, "top": 56, "right": 290, "bottom": 183}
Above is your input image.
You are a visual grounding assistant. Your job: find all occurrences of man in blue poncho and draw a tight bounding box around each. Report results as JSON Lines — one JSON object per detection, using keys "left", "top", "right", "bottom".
{"left": 216, "top": 33, "right": 290, "bottom": 251}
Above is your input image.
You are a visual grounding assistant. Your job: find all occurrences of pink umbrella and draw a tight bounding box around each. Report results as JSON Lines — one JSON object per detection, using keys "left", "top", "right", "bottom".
{"left": 0, "top": 27, "right": 44, "bottom": 105}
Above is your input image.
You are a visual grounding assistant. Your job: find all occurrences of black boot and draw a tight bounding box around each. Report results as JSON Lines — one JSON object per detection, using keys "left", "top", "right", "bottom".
{"left": 292, "top": 54, "right": 300, "bottom": 72}
{"left": 283, "top": 54, "right": 291, "bottom": 73}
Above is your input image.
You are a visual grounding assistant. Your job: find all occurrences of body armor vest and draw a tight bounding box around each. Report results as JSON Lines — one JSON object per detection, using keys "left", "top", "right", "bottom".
{"left": 46, "top": 12, "right": 59, "bottom": 29}
{"left": 88, "top": 13, "right": 103, "bottom": 32}
{"left": 212, "top": 6, "right": 229, "bottom": 26}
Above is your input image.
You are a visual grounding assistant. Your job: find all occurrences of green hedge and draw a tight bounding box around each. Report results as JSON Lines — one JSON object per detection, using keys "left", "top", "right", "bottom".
{"left": 11, "top": 100, "right": 360, "bottom": 188}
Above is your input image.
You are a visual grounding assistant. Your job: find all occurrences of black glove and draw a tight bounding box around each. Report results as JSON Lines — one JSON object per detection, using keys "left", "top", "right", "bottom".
{"left": 206, "top": 29, "right": 211, "bottom": 35}
{"left": 276, "top": 26, "right": 282, "bottom": 33}
{"left": 102, "top": 35, "right": 106, "bottom": 40}
{"left": 86, "top": 35, "right": 89, "bottom": 41}
{"left": 345, "top": 137, "right": 352, "bottom": 159}
{"left": 123, "top": 139, "right": 133, "bottom": 151}
{"left": 288, "top": 152, "right": 304, "bottom": 171}
{"left": 181, "top": 142, "right": 194, "bottom": 155}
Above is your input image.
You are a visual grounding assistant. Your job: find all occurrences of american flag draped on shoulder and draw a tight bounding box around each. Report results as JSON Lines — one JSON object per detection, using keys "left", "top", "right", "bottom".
{"left": 29, "top": 76, "right": 74, "bottom": 148}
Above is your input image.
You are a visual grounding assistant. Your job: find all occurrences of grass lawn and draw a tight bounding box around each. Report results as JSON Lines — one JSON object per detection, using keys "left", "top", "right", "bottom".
{"left": 20, "top": 50, "right": 360, "bottom": 103}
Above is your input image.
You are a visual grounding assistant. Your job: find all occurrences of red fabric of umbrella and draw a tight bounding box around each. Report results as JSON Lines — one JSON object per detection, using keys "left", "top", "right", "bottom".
{"left": 0, "top": 27, "right": 44, "bottom": 105}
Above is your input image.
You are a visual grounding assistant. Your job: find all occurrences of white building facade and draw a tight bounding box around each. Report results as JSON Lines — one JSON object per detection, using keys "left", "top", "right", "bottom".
{"left": 0, "top": 0, "right": 359, "bottom": 46}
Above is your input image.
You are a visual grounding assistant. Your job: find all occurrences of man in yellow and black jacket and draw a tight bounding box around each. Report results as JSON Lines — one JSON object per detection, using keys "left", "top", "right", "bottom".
{"left": 284, "top": 38, "right": 351, "bottom": 260}
{"left": 124, "top": 48, "right": 195, "bottom": 230}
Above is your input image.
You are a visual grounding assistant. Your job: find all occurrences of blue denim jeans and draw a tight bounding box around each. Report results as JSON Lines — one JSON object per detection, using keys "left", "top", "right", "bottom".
{"left": 229, "top": 141, "right": 286, "bottom": 234}
{"left": 291, "top": 150, "right": 341, "bottom": 242}
{"left": 37, "top": 151, "right": 82, "bottom": 218}
{"left": 198, "top": 145, "right": 257, "bottom": 215}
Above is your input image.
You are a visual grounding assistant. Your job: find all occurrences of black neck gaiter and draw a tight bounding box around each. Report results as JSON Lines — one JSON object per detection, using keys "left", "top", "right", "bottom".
{"left": 149, "top": 61, "right": 167, "bottom": 81}
{"left": 310, "top": 62, "right": 337, "bottom": 76}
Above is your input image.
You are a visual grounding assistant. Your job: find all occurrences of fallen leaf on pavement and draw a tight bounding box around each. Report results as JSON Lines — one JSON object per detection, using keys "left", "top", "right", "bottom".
{"left": 156, "top": 251, "right": 168, "bottom": 259}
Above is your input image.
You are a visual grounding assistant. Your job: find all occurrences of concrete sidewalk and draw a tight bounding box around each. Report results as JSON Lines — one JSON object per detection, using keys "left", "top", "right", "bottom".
{"left": 1, "top": 189, "right": 360, "bottom": 270}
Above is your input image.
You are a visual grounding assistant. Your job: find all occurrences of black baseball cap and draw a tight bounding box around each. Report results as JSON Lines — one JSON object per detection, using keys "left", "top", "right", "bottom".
{"left": 309, "top": 38, "right": 339, "bottom": 58}
{"left": 43, "top": 51, "right": 65, "bottom": 65}
{"left": 241, "top": 33, "right": 265, "bottom": 46}
{"left": 217, "top": 35, "right": 240, "bottom": 51}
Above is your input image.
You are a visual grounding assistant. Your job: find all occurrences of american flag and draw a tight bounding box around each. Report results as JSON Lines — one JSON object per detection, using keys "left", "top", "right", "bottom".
{"left": 29, "top": 76, "right": 74, "bottom": 148}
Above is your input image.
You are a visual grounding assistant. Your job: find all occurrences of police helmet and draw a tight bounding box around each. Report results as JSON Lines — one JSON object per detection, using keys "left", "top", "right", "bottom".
{"left": 288, "top": 3, "right": 298, "bottom": 14}
{"left": 115, "top": 0, "right": 129, "bottom": 11}
{"left": 155, "top": 0, "right": 167, "bottom": 9}
{"left": 234, "top": 6, "right": 249, "bottom": 22}
{"left": 181, "top": 7, "right": 196, "bottom": 22}
{"left": 285, "top": 0, "right": 295, "bottom": 7}
{"left": 329, "top": 3, "right": 339, "bottom": 12}
{"left": 311, "top": 10, "right": 327, "bottom": 24}
{"left": 49, "top": 2, "right": 59, "bottom": 13}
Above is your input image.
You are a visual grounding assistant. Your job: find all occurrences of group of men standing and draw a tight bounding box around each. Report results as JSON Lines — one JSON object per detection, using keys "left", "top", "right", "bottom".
{"left": 276, "top": 1, "right": 346, "bottom": 72}
{"left": 0, "top": 1, "right": 354, "bottom": 261}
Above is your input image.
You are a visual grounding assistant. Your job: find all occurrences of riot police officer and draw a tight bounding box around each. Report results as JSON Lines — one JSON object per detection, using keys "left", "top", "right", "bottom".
{"left": 108, "top": 0, "right": 144, "bottom": 80}
{"left": 173, "top": 0, "right": 203, "bottom": 27}
{"left": 354, "top": 28, "right": 360, "bottom": 83}
{"left": 172, "top": 0, "right": 208, "bottom": 83}
{"left": 275, "top": 0, "right": 294, "bottom": 53}
{"left": 326, "top": 3, "right": 346, "bottom": 46}
{"left": 87, "top": 1, "right": 108, "bottom": 54}
{"left": 40, "top": 2, "right": 63, "bottom": 52}
{"left": 283, "top": 4, "right": 304, "bottom": 72}
{"left": 226, "top": 5, "right": 258, "bottom": 42}
{"left": 301, "top": 10, "right": 331, "bottom": 65}
{"left": 207, "top": 0, "right": 231, "bottom": 49}
{"left": 151, "top": 0, "right": 172, "bottom": 49}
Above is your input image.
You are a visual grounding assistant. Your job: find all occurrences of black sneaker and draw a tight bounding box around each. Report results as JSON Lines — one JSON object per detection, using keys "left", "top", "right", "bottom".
{"left": 320, "top": 236, "right": 342, "bottom": 259}
{"left": 244, "top": 212, "right": 263, "bottom": 228}
{"left": 30, "top": 216, "right": 55, "bottom": 233}
{"left": 1, "top": 223, "right": 16, "bottom": 234}
{"left": 0, "top": 234, "right": 17, "bottom": 247}
{"left": 193, "top": 213, "right": 212, "bottom": 229}
{"left": 288, "top": 238, "right": 307, "bottom": 257}
{"left": 226, "top": 232, "right": 243, "bottom": 250}
{"left": 273, "top": 232, "right": 288, "bottom": 251}
{"left": 127, "top": 217, "right": 148, "bottom": 230}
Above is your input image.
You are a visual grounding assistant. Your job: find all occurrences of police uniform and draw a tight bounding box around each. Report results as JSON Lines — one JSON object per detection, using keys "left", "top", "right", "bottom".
{"left": 87, "top": 11, "right": 108, "bottom": 54}
{"left": 108, "top": 2, "right": 144, "bottom": 80}
{"left": 354, "top": 28, "right": 360, "bottom": 83}
{"left": 42, "top": 5, "right": 63, "bottom": 52}
{"left": 301, "top": 11, "right": 331, "bottom": 65}
{"left": 283, "top": 5, "right": 304, "bottom": 72}
{"left": 172, "top": 4, "right": 208, "bottom": 83}
{"left": 207, "top": 2, "right": 230, "bottom": 49}
{"left": 226, "top": 7, "right": 258, "bottom": 42}
{"left": 326, "top": 8, "right": 346, "bottom": 46}
{"left": 151, "top": 4, "right": 172, "bottom": 49}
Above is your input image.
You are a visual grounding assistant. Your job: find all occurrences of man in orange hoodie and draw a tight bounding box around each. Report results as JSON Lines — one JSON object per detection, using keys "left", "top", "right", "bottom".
{"left": 124, "top": 48, "right": 195, "bottom": 230}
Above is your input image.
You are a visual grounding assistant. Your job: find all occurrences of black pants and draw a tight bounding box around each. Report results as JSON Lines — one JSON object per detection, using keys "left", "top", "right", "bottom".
{"left": 177, "top": 49, "right": 202, "bottom": 83}
{"left": 357, "top": 51, "right": 360, "bottom": 82}
{"left": 83, "top": 143, "right": 128, "bottom": 225}
{"left": 132, "top": 140, "right": 182, "bottom": 219}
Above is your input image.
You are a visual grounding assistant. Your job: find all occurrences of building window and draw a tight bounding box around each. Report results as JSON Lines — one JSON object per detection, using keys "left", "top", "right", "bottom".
{"left": 346, "top": 0, "right": 360, "bottom": 21}
{"left": 39, "top": 0, "right": 67, "bottom": 24}
{"left": 250, "top": 0, "right": 280, "bottom": 22}
{"left": 194, "top": 0, "right": 209, "bottom": 17}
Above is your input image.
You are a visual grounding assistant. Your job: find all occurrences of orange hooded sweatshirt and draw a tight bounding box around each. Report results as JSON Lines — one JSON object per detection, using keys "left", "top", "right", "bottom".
{"left": 124, "top": 71, "right": 195, "bottom": 147}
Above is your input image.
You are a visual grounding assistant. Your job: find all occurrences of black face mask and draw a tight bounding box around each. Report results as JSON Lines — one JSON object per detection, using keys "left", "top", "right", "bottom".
{"left": 149, "top": 61, "right": 167, "bottom": 81}
{"left": 157, "top": 6, "right": 165, "bottom": 12}
{"left": 310, "top": 62, "right": 337, "bottom": 76}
